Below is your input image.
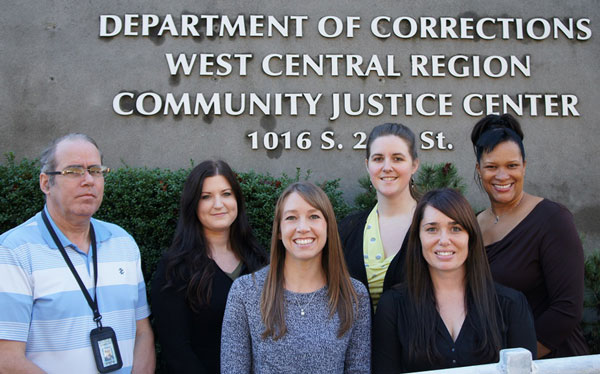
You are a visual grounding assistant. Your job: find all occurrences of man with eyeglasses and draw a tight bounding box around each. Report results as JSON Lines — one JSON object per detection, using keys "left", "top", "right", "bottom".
{"left": 0, "top": 134, "right": 155, "bottom": 373}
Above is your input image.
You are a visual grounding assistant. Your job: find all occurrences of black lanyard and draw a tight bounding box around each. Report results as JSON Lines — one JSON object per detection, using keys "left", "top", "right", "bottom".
{"left": 41, "top": 210, "right": 103, "bottom": 327}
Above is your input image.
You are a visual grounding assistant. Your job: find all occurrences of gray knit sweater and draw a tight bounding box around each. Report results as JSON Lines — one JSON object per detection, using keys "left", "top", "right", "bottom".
{"left": 221, "top": 266, "right": 371, "bottom": 374}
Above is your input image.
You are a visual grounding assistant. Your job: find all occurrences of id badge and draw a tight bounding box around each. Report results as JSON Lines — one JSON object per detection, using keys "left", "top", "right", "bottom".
{"left": 90, "top": 326, "right": 123, "bottom": 373}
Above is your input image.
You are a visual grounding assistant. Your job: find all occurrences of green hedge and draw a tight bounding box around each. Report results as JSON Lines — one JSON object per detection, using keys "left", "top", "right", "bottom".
{"left": 353, "top": 162, "right": 467, "bottom": 211}
{"left": 0, "top": 154, "right": 45, "bottom": 231}
{"left": 0, "top": 154, "right": 352, "bottom": 286}
{"left": 1, "top": 154, "right": 599, "bottom": 357}
{"left": 584, "top": 252, "right": 600, "bottom": 353}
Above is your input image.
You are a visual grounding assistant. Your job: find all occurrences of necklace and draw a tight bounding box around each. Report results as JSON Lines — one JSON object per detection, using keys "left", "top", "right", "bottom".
{"left": 490, "top": 194, "right": 525, "bottom": 224}
{"left": 300, "top": 290, "right": 318, "bottom": 316}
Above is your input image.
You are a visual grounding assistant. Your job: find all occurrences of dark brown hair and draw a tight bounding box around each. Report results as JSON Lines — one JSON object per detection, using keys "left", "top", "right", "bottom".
{"left": 164, "top": 160, "right": 267, "bottom": 312}
{"left": 261, "top": 182, "right": 358, "bottom": 340}
{"left": 404, "top": 188, "right": 502, "bottom": 364}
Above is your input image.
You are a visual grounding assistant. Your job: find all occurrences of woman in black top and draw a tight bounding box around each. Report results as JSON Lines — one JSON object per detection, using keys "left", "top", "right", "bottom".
{"left": 339, "top": 123, "right": 420, "bottom": 310}
{"left": 373, "top": 188, "right": 536, "bottom": 373}
{"left": 151, "top": 160, "right": 267, "bottom": 374}
{"left": 471, "top": 114, "right": 588, "bottom": 358}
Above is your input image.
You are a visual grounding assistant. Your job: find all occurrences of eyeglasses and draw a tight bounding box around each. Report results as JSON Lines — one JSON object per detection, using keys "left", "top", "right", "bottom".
{"left": 45, "top": 165, "right": 111, "bottom": 177}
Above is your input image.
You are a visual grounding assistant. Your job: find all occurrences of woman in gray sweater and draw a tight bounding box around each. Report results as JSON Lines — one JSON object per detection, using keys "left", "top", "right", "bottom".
{"left": 221, "top": 182, "right": 371, "bottom": 374}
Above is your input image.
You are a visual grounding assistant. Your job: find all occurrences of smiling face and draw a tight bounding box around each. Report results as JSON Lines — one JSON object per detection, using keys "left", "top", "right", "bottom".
{"left": 40, "top": 139, "right": 104, "bottom": 225}
{"left": 279, "top": 192, "right": 328, "bottom": 264}
{"left": 366, "top": 135, "right": 419, "bottom": 199}
{"left": 197, "top": 175, "right": 238, "bottom": 235}
{"left": 476, "top": 140, "right": 526, "bottom": 207}
{"left": 420, "top": 205, "right": 469, "bottom": 277}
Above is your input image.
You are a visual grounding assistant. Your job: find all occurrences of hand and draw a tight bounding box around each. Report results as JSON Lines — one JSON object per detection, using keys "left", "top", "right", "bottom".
{"left": 131, "top": 318, "right": 156, "bottom": 374}
{"left": 537, "top": 341, "right": 551, "bottom": 358}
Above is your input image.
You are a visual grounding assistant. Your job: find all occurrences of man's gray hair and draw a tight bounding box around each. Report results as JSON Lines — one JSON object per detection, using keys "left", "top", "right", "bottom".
{"left": 40, "top": 133, "right": 103, "bottom": 184}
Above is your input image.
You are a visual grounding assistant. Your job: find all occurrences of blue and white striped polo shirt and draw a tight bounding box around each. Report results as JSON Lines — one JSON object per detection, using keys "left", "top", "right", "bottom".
{"left": 0, "top": 207, "right": 151, "bottom": 373}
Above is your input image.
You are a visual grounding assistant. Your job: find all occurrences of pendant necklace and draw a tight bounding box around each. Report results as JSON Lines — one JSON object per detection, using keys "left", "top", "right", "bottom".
{"left": 490, "top": 194, "right": 525, "bottom": 224}
{"left": 300, "top": 290, "right": 318, "bottom": 316}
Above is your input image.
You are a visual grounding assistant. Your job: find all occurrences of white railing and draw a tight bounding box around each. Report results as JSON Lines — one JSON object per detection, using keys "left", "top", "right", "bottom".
{"left": 411, "top": 348, "right": 600, "bottom": 374}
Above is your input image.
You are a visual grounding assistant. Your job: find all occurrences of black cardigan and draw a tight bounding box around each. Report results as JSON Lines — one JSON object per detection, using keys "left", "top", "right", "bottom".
{"left": 338, "top": 210, "right": 408, "bottom": 305}
{"left": 151, "top": 255, "right": 250, "bottom": 374}
{"left": 373, "top": 283, "right": 537, "bottom": 373}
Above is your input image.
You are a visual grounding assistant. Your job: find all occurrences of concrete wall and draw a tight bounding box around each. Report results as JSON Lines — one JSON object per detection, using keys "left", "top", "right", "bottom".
{"left": 415, "top": 348, "right": 600, "bottom": 374}
{"left": 1, "top": 1, "right": 599, "bottom": 249}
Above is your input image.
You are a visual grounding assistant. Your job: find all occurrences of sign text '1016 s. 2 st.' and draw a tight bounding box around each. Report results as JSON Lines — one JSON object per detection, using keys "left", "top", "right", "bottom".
{"left": 246, "top": 130, "right": 453, "bottom": 151}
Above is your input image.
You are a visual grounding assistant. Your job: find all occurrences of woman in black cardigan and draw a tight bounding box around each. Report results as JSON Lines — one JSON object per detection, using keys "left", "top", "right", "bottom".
{"left": 151, "top": 160, "right": 267, "bottom": 374}
{"left": 373, "top": 189, "right": 537, "bottom": 373}
{"left": 339, "top": 123, "right": 420, "bottom": 310}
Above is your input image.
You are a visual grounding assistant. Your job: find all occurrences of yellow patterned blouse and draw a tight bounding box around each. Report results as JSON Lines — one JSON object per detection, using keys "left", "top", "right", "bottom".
{"left": 363, "top": 204, "right": 394, "bottom": 310}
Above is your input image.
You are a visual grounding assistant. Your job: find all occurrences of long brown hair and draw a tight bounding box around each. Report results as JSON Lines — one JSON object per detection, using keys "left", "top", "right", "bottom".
{"left": 404, "top": 188, "right": 502, "bottom": 364}
{"left": 164, "top": 160, "right": 267, "bottom": 312}
{"left": 260, "top": 182, "right": 358, "bottom": 340}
